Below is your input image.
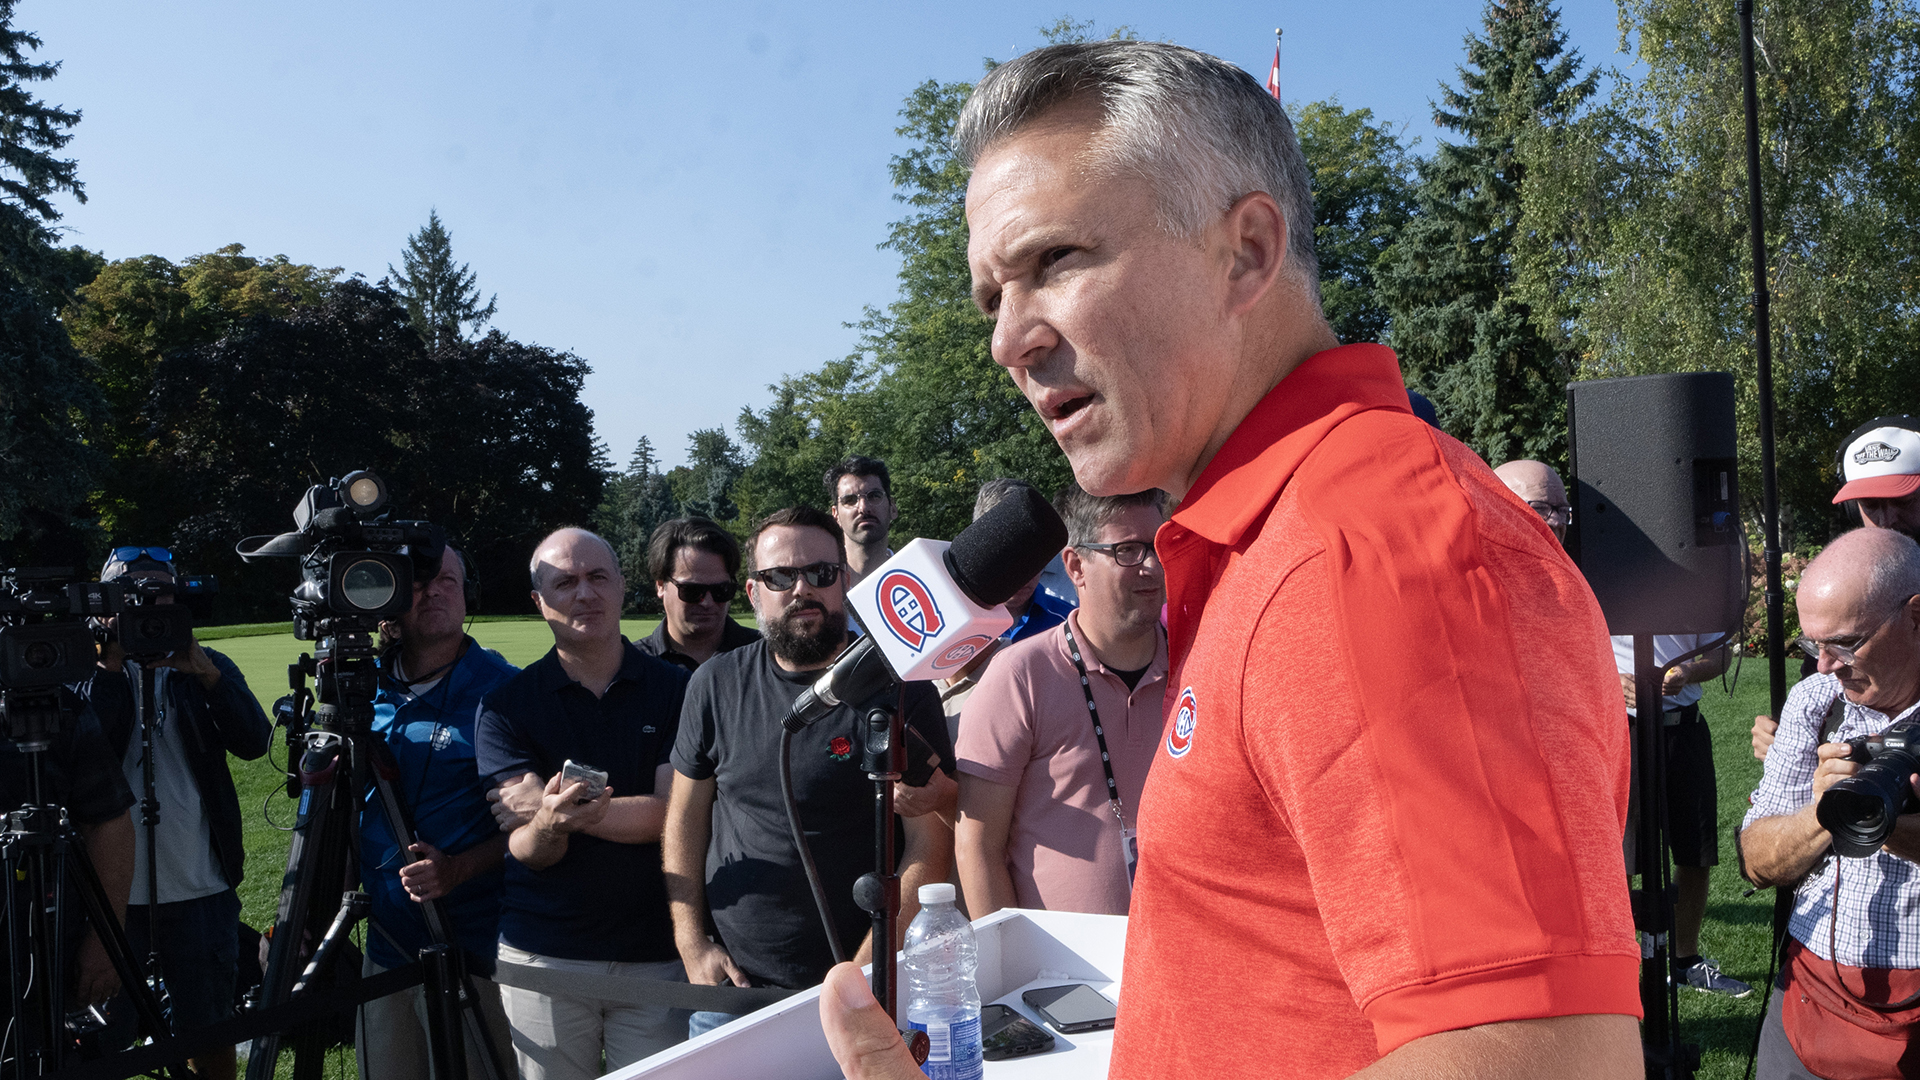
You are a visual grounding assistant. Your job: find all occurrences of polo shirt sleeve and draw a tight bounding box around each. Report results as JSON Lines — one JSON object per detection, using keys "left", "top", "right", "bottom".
{"left": 953, "top": 649, "right": 1036, "bottom": 789}
{"left": 1271, "top": 424, "right": 1640, "bottom": 1053}
{"left": 671, "top": 664, "right": 721, "bottom": 781}
{"left": 475, "top": 688, "right": 537, "bottom": 785}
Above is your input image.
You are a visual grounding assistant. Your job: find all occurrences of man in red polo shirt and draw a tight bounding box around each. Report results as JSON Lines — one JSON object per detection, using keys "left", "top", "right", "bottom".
{"left": 821, "top": 40, "right": 1640, "bottom": 1079}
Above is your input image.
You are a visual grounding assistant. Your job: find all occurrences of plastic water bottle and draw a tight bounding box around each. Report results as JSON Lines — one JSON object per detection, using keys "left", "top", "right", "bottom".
{"left": 903, "top": 882, "right": 982, "bottom": 1080}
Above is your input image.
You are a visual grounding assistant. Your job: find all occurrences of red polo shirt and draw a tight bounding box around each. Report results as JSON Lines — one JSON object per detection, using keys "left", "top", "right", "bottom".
{"left": 1109, "top": 344, "right": 1639, "bottom": 1079}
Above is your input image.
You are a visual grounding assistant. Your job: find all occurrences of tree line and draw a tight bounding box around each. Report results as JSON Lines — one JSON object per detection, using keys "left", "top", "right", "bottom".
{"left": 6, "top": 2, "right": 1916, "bottom": 621}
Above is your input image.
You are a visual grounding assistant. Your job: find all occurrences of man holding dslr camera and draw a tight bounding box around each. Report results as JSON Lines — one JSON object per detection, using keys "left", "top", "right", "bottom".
{"left": 76, "top": 546, "right": 271, "bottom": 1080}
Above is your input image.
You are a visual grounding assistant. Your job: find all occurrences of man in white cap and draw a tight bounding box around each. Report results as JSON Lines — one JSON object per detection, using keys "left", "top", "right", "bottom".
{"left": 1753, "top": 415, "right": 1920, "bottom": 760}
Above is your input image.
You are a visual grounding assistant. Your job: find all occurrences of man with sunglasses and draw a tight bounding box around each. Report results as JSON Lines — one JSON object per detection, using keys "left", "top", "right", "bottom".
{"left": 636, "top": 517, "right": 760, "bottom": 673}
{"left": 1740, "top": 528, "right": 1920, "bottom": 1079}
{"left": 77, "top": 547, "right": 271, "bottom": 1080}
{"left": 665, "top": 506, "right": 954, "bottom": 1038}
{"left": 955, "top": 484, "right": 1167, "bottom": 919}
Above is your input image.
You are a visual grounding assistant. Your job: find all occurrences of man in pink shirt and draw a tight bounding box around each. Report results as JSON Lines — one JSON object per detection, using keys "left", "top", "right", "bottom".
{"left": 954, "top": 484, "right": 1168, "bottom": 917}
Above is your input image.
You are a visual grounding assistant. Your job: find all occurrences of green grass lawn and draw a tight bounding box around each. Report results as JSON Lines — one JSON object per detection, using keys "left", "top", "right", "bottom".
{"left": 210, "top": 619, "right": 1786, "bottom": 1075}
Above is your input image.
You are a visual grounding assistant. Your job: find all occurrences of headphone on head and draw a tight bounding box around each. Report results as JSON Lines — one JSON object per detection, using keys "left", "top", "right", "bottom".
{"left": 455, "top": 547, "right": 482, "bottom": 613}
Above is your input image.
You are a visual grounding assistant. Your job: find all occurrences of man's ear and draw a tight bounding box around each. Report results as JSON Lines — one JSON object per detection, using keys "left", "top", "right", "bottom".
{"left": 1060, "top": 545, "right": 1086, "bottom": 590}
{"left": 1220, "top": 190, "right": 1288, "bottom": 318}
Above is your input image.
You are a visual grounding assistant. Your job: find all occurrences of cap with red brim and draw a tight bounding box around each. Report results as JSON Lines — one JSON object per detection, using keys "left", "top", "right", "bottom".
{"left": 1833, "top": 421, "right": 1920, "bottom": 503}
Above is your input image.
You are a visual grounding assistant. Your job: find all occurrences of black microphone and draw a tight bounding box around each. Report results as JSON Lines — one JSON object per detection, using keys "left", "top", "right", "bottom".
{"left": 781, "top": 486, "right": 1068, "bottom": 732}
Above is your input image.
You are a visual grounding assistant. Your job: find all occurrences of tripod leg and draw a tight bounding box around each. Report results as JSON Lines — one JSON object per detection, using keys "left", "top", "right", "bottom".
{"left": 248, "top": 732, "right": 354, "bottom": 1080}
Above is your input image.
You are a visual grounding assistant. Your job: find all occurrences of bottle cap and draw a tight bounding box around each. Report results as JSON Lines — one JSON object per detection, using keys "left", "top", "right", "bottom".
{"left": 918, "top": 883, "right": 957, "bottom": 905}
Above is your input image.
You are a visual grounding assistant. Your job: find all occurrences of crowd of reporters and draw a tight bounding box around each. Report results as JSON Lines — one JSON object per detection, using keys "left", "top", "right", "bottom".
{"left": 11, "top": 410, "right": 1920, "bottom": 1080}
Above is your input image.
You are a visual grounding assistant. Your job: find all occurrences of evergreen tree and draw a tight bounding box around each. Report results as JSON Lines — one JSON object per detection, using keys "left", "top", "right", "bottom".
{"left": 1377, "top": 0, "right": 1597, "bottom": 468}
{"left": 673, "top": 429, "right": 744, "bottom": 524}
{"left": 388, "top": 209, "right": 497, "bottom": 351}
{"left": 0, "top": 0, "right": 99, "bottom": 562}
{"left": 596, "top": 435, "right": 680, "bottom": 595}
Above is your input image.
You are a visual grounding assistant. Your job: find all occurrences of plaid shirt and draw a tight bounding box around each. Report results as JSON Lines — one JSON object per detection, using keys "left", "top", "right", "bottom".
{"left": 1744, "top": 674, "right": 1920, "bottom": 968}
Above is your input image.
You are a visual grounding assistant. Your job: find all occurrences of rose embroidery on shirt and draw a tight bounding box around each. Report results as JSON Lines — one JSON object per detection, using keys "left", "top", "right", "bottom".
{"left": 828, "top": 736, "right": 853, "bottom": 761}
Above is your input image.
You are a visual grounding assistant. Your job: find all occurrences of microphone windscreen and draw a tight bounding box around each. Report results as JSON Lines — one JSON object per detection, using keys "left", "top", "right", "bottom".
{"left": 946, "top": 484, "right": 1069, "bottom": 608}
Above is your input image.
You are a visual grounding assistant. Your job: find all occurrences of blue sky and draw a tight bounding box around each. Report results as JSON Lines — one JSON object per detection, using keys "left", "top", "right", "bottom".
{"left": 30, "top": 1, "right": 1633, "bottom": 470}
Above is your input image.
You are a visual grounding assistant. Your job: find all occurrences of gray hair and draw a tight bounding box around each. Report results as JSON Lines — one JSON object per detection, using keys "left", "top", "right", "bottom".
{"left": 1862, "top": 530, "right": 1920, "bottom": 616}
{"left": 529, "top": 528, "right": 621, "bottom": 590}
{"left": 954, "top": 40, "right": 1319, "bottom": 299}
{"left": 973, "top": 477, "right": 1038, "bottom": 522}
{"left": 1054, "top": 481, "right": 1169, "bottom": 547}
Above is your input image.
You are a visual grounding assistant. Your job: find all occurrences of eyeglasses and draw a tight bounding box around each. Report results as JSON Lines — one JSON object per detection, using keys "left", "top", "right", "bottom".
{"left": 669, "top": 579, "right": 737, "bottom": 605}
{"left": 1796, "top": 596, "right": 1916, "bottom": 666}
{"left": 110, "top": 546, "right": 173, "bottom": 564}
{"left": 1527, "top": 502, "right": 1572, "bottom": 526}
{"left": 836, "top": 488, "right": 890, "bottom": 509}
{"left": 1075, "top": 540, "right": 1157, "bottom": 567}
{"left": 750, "top": 562, "right": 843, "bottom": 591}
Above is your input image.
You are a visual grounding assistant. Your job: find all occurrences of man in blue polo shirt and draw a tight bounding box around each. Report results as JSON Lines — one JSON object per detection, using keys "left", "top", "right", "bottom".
{"left": 358, "top": 545, "right": 518, "bottom": 1080}
{"left": 477, "top": 528, "right": 690, "bottom": 1080}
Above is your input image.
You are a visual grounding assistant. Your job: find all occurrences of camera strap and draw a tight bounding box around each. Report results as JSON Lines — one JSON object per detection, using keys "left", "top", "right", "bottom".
{"left": 1061, "top": 622, "right": 1124, "bottom": 823}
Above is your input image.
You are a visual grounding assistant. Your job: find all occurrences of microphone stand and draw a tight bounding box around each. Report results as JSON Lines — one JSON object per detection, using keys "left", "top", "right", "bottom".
{"left": 851, "top": 686, "right": 907, "bottom": 1019}
{"left": 127, "top": 660, "right": 168, "bottom": 1009}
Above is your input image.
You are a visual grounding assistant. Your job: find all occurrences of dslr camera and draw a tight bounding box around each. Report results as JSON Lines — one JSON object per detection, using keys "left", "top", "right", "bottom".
{"left": 1816, "top": 718, "right": 1920, "bottom": 857}
{"left": 237, "top": 470, "right": 446, "bottom": 640}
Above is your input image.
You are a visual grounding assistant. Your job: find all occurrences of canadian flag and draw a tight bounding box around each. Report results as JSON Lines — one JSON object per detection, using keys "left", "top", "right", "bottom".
{"left": 1266, "top": 44, "right": 1280, "bottom": 100}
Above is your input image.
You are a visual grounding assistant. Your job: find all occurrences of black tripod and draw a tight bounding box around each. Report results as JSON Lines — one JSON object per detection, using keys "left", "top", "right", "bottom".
{"left": 245, "top": 626, "right": 508, "bottom": 1080}
{"left": 124, "top": 662, "right": 169, "bottom": 1024}
{"left": 1, "top": 689, "right": 178, "bottom": 1080}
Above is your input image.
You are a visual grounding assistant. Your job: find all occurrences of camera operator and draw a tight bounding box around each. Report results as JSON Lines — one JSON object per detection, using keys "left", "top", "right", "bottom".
{"left": 0, "top": 691, "right": 135, "bottom": 1042}
{"left": 1740, "top": 528, "right": 1920, "bottom": 1079}
{"left": 75, "top": 547, "right": 269, "bottom": 1080}
{"left": 357, "top": 545, "right": 519, "bottom": 1080}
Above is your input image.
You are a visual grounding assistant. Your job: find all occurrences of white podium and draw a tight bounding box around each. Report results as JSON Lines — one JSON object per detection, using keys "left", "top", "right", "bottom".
{"left": 614, "top": 909, "right": 1127, "bottom": 1080}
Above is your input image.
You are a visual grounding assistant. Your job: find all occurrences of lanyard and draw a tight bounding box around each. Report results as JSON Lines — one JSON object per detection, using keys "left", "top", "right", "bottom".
{"left": 1061, "top": 622, "right": 1125, "bottom": 822}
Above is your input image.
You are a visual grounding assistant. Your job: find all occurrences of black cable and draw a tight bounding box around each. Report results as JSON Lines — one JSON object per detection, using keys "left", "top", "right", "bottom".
{"left": 778, "top": 726, "right": 846, "bottom": 966}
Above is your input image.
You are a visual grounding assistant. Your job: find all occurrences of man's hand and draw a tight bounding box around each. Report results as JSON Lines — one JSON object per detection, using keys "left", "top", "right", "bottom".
{"left": 821, "top": 963, "right": 923, "bottom": 1080}
{"left": 73, "top": 933, "right": 121, "bottom": 1006}
{"left": 1618, "top": 672, "right": 1638, "bottom": 710}
{"left": 399, "top": 842, "right": 460, "bottom": 901}
{"left": 1661, "top": 663, "right": 1690, "bottom": 696}
{"left": 680, "top": 935, "right": 750, "bottom": 988}
{"left": 147, "top": 637, "right": 222, "bottom": 690}
{"left": 534, "top": 773, "right": 610, "bottom": 835}
{"left": 1813, "top": 740, "right": 1864, "bottom": 800}
{"left": 893, "top": 757, "right": 956, "bottom": 824}
{"left": 488, "top": 772, "right": 543, "bottom": 832}
{"left": 1753, "top": 714, "right": 1778, "bottom": 760}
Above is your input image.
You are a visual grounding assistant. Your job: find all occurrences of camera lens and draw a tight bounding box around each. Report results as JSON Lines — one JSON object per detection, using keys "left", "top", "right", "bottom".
{"left": 340, "top": 558, "right": 398, "bottom": 612}
{"left": 22, "top": 640, "right": 58, "bottom": 669}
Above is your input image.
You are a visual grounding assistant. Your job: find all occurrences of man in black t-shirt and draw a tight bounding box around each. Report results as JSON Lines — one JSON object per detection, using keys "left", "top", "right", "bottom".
{"left": 475, "top": 528, "right": 691, "bottom": 1080}
{"left": 663, "top": 506, "right": 954, "bottom": 1038}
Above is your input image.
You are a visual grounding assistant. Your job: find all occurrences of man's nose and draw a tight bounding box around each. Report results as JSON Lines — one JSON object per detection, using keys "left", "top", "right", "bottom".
{"left": 990, "top": 290, "right": 1059, "bottom": 371}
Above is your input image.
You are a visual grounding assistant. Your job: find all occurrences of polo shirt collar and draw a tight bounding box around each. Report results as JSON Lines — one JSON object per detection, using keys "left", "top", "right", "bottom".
{"left": 535, "top": 637, "right": 643, "bottom": 694}
{"left": 1173, "top": 343, "right": 1409, "bottom": 548}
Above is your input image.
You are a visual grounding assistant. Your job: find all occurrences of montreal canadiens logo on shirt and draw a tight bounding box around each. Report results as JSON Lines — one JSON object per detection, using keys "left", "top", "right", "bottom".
{"left": 877, "top": 569, "right": 944, "bottom": 652}
{"left": 1167, "top": 686, "right": 1198, "bottom": 758}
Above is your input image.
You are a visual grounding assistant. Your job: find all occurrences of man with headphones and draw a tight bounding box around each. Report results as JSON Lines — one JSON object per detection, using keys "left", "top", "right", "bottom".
{"left": 358, "top": 544, "right": 520, "bottom": 1080}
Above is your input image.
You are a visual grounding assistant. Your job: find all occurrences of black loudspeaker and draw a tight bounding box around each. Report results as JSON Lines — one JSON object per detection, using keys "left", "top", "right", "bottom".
{"left": 1566, "top": 372, "right": 1746, "bottom": 635}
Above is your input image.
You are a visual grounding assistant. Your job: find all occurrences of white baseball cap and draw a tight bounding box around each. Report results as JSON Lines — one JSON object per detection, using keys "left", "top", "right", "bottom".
{"left": 1834, "top": 416, "right": 1920, "bottom": 503}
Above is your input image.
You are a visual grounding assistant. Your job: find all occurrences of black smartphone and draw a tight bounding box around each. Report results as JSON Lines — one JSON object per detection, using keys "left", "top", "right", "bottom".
{"left": 1021, "top": 983, "right": 1117, "bottom": 1034}
{"left": 981, "top": 1003, "right": 1055, "bottom": 1061}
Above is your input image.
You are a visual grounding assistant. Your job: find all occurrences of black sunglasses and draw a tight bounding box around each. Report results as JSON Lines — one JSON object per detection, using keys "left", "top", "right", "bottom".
{"left": 750, "top": 562, "right": 842, "bottom": 591}
{"left": 669, "top": 579, "right": 738, "bottom": 605}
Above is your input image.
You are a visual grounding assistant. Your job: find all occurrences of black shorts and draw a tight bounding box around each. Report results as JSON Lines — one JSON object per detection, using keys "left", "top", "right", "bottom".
{"left": 1661, "top": 707, "right": 1720, "bottom": 868}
